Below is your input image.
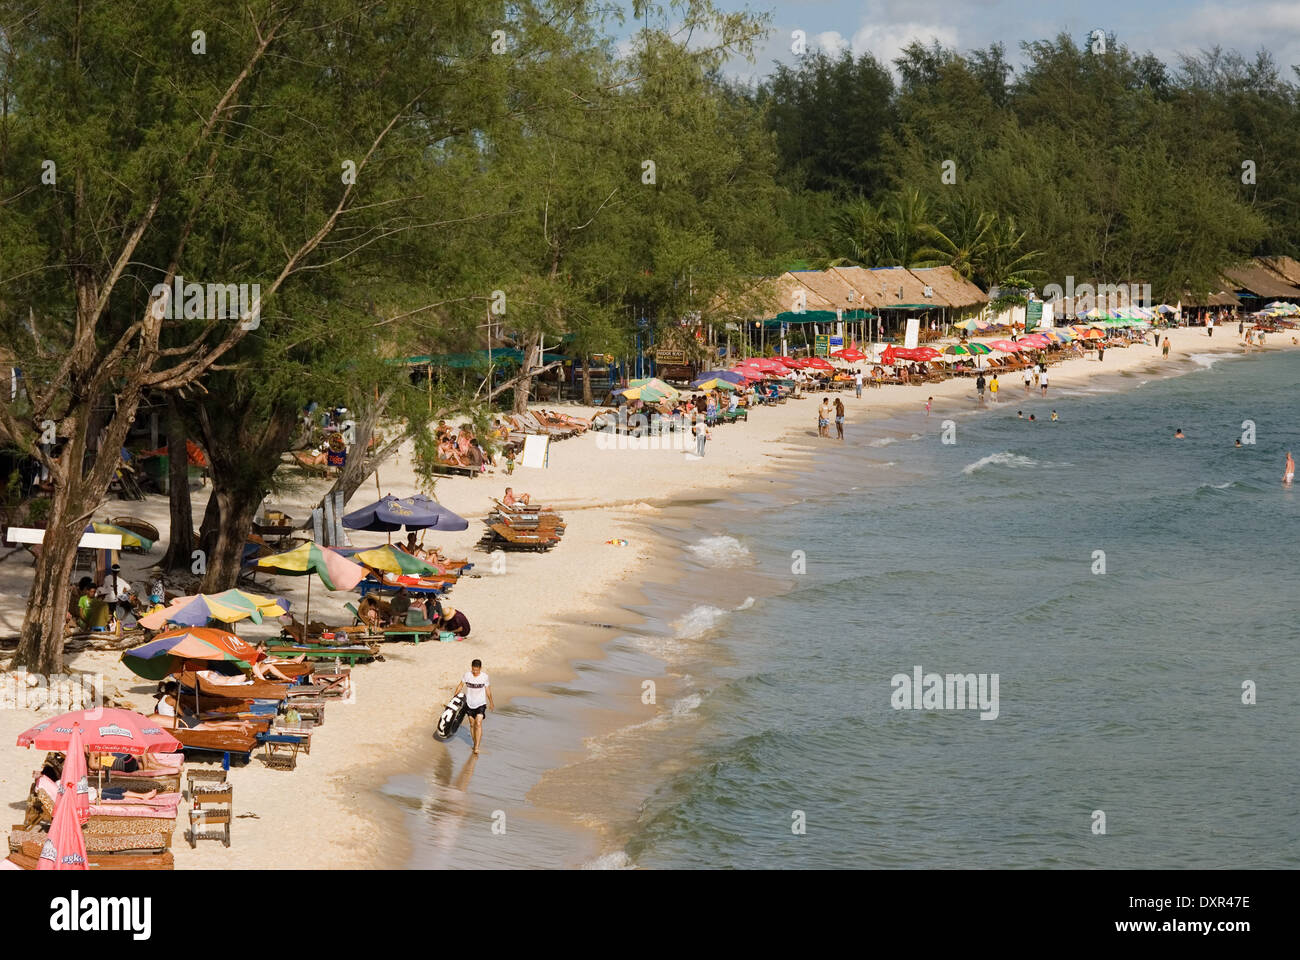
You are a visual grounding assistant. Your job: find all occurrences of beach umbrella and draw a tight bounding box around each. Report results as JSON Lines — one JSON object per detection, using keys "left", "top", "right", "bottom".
{"left": 85, "top": 521, "right": 152, "bottom": 552}
{"left": 213, "top": 589, "right": 289, "bottom": 618}
{"left": 625, "top": 377, "right": 680, "bottom": 402}
{"left": 17, "top": 708, "right": 181, "bottom": 756}
{"left": 692, "top": 370, "right": 746, "bottom": 386}
{"left": 831, "top": 348, "right": 867, "bottom": 361}
{"left": 122, "top": 626, "right": 264, "bottom": 681}
{"left": 988, "top": 339, "right": 1021, "bottom": 352}
{"left": 342, "top": 493, "right": 468, "bottom": 533}
{"left": 38, "top": 776, "right": 88, "bottom": 871}
{"left": 345, "top": 543, "right": 446, "bottom": 576}
{"left": 804, "top": 356, "right": 835, "bottom": 371}
{"left": 690, "top": 377, "right": 738, "bottom": 392}
{"left": 60, "top": 723, "right": 91, "bottom": 827}
{"left": 942, "top": 343, "right": 991, "bottom": 356}
{"left": 256, "top": 541, "right": 366, "bottom": 626}
{"left": 1019, "top": 334, "right": 1050, "bottom": 348}
{"left": 137, "top": 592, "right": 266, "bottom": 630}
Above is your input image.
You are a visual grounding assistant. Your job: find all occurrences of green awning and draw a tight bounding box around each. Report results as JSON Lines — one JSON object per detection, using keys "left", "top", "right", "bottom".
{"left": 881, "top": 304, "right": 943, "bottom": 310}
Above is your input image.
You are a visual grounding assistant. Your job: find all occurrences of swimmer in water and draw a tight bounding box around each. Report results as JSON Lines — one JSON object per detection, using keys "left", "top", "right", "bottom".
{"left": 1051, "top": 410, "right": 1058, "bottom": 421}
{"left": 1174, "top": 428, "right": 1185, "bottom": 439}
{"left": 1286, "top": 451, "right": 1295, "bottom": 484}
{"left": 1235, "top": 439, "right": 1242, "bottom": 448}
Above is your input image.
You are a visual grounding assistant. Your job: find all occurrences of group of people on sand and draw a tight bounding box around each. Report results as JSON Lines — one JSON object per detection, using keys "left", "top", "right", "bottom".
{"left": 817, "top": 396, "right": 846, "bottom": 439}
{"left": 356, "top": 587, "right": 472, "bottom": 637}
{"left": 435, "top": 421, "right": 494, "bottom": 472}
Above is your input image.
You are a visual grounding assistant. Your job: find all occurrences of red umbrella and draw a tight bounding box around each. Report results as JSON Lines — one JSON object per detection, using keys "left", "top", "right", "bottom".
{"left": 38, "top": 778, "right": 88, "bottom": 871}
{"left": 776, "top": 356, "right": 803, "bottom": 370}
{"left": 831, "top": 348, "right": 866, "bottom": 361}
{"left": 1019, "top": 334, "right": 1050, "bottom": 348}
{"left": 17, "top": 708, "right": 181, "bottom": 757}
{"left": 988, "top": 339, "right": 1022, "bottom": 352}
{"left": 751, "top": 357, "right": 786, "bottom": 373}
{"left": 804, "top": 357, "right": 835, "bottom": 371}
{"left": 881, "top": 346, "right": 940, "bottom": 364}
{"left": 60, "top": 723, "right": 90, "bottom": 827}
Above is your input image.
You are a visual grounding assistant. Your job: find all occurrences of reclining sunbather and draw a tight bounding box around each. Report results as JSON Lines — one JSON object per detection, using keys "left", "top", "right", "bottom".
{"left": 357, "top": 594, "right": 393, "bottom": 629}
{"left": 503, "top": 486, "right": 531, "bottom": 507}
{"left": 252, "top": 640, "right": 305, "bottom": 681}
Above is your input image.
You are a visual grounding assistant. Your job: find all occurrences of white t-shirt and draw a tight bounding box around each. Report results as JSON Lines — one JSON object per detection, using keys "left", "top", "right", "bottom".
{"left": 854, "top": 373, "right": 863, "bottom": 386}
{"left": 1024, "top": 369, "right": 1032, "bottom": 382}
{"left": 1039, "top": 370, "right": 1049, "bottom": 385}
{"left": 97, "top": 574, "right": 131, "bottom": 602}
{"left": 462, "top": 670, "right": 490, "bottom": 709}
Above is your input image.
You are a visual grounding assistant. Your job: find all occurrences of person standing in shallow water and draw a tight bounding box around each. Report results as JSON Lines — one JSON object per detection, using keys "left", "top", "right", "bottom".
{"left": 834, "top": 397, "right": 845, "bottom": 440}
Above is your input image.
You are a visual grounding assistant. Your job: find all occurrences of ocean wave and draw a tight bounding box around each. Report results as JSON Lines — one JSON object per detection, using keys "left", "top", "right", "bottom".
{"left": 962, "top": 451, "right": 1039, "bottom": 475}
{"left": 673, "top": 604, "right": 730, "bottom": 639}
{"left": 1188, "top": 352, "right": 1236, "bottom": 370}
{"left": 735, "top": 596, "right": 755, "bottom": 611}
{"left": 672, "top": 692, "right": 704, "bottom": 717}
{"left": 581, "top": 851, "right": 635, "bottom": 870}
{"left": 686, "top": 535, "right": 751, "bottom": 567}
{"left": 869, "top": 433, "right": 922, "bottom": 447}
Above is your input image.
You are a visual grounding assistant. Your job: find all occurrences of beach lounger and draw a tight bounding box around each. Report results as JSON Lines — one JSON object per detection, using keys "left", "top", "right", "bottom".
{"left": 431, "top": 459, "right": 479, "bottom": 478}
{"left": 483, "top": 522, "right": 561, "bottom": 551}
{"left": 178, "top": 671, "right": 290, "bottom": 702}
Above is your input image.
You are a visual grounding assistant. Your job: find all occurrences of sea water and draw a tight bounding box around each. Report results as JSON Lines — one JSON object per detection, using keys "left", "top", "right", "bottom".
{"left": 402, "top": 349, "right": 1300, "bottom": 868}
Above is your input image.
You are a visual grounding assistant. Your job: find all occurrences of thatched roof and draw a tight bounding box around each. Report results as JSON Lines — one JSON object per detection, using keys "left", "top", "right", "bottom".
{"left": 908, "top": 266, "right": 988, "bottom": 308}
{"left": 826, "top": 267, "right": 882, "bottom": 308}
{"left": 831, "top": 266, "right": 948, "bottom": 309}
{"left": 1257, "top": 255, "right": 1300, "bottom": 287}
{"left": 1223, "top": 264, "right": 1300, "bottom": 299}
{"left": 714, "top": 273, "right": 840, "bottom": 321}
{"left": 1180, "top": 288, "right": 1241, "bottom": 307}
{"left": 788, "top": 269, "right": 866, "bottom": 311}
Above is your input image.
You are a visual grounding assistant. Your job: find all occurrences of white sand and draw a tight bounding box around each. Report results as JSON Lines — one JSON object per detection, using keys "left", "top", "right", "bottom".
{"left": 0, "top": 327, "right": 1287, "bottom": 866}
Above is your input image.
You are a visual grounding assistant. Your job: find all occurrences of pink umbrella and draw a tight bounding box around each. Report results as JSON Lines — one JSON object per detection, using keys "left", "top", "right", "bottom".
{"left": 988, "top": 340, "right": 1021, "bottom": 352}
{"left": 751, "top": 357, "right": 786, "bottom": 373}
{"left": 38, "top": 779, "right": 88, "bottom": 871}
{"left": 61, "top": 723, "right": 90, "bottom": 827}
{"left": 18, "top": 707, "right": 181, "bottom": 757}
{"left": 1019, "top": 334, "right": 1050, "bottom": 348}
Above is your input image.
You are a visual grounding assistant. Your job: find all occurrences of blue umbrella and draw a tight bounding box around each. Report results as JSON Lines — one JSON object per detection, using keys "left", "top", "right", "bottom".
{"left": 343, "top": 493, "right": 468, "bottom": 532}
{"left": 689, "top": 370, "right": 745, "bottom": 389}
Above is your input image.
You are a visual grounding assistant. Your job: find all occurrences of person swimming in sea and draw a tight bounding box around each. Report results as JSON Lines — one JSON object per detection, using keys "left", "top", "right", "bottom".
{"left": 1286, "top": 451, "right": 1295, "bottom": 485}
{"left": 1050, "top": 411, "right": 1058, "bottom": 421}
{"left": 1174, "top": 428, "right": 1185, "bottom": 439}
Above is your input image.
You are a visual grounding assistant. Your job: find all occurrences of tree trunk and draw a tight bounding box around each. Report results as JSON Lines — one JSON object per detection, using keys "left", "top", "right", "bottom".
{"left": 160, "top": 395, "right": 194, "bottom": 571}
{"left": 200, "top": 483, "right": 262, "bottom": 592}
{"left": 581, "top": 356, "right": 593, "bottom": 405}
{"left": 512, "top": 333, "right": 540, "bottom": 414}
{"left": 13, "top": 492, "right": 84, "bottom": 674}
{"left": 195, "top": 404, "right": 298, "bottom": 592}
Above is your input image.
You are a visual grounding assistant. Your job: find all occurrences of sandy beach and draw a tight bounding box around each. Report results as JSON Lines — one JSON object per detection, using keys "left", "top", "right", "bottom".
{"left": 0, "top": 326, "right": 1287, "bottom": 868}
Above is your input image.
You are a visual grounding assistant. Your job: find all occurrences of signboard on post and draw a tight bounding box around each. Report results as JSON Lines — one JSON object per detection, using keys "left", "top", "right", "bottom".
{"left": 904, "top": 316, "right": 920, "bottom": 349}
{"left": 814, "top": 334, "right": 831, "bottom": 357}
{"left": 1025, "top": 301, "right": 1044, "bottom": 332}
{"left": 656, "top": 348, "right": 686, "bottom": 365}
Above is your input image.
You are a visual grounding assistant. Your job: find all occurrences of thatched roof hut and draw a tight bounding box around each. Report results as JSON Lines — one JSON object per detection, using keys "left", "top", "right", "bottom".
{"left": 907, "top": 266, "right": 988, "bottom": 309}
{"left": 1223, "top": 264, "right": 1300, "bottom": 300}
{"left": 831, "top": 266, "right": 948, "bottom": 310}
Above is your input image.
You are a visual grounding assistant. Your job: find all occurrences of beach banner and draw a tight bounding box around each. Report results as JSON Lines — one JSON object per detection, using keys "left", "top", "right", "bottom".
{"left": 1026, "top": 301, "right": 1043, "bottom": 332}
{"left": 522, "top": 434, "right": 550, "bottom": 469}
{"left": 904, "top": 317, "right": 920, "bottom": 348}
{"left": 814, "top": 334, "right": 830, "bottom": 357}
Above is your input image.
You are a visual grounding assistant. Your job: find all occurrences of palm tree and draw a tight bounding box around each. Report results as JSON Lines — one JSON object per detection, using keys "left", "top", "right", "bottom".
{"left": 922, "top": 196, "right": 996, "bottom": 280}
{"left": 879, "top": 189, "right": 946, "bottom": 267}
{"left": 829, "top": 196, "right": 886, "bottom": 265}
{"left": 976, "top": 215, "right": 1044, "bottom": 288}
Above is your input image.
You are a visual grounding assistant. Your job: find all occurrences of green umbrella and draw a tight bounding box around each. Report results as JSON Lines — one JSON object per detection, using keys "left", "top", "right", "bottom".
{"left": 943, "top": 342, "right": 992, "bottom": 356}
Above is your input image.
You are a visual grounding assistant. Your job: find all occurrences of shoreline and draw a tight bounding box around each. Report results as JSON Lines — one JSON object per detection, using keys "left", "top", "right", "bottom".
{"left": 0, "top": 328, "right": 1285, "bottom": 869}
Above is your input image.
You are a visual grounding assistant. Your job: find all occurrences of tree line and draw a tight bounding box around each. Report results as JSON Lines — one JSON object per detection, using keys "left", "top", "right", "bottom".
{"left": 1, "top": 3, "right": 1295, "bottom": 670}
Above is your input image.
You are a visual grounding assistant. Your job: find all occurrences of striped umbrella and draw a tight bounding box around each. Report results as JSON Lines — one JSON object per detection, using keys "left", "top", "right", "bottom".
{"left": 138, "top": 593, "right": 266, "bottom": 630}
{"left": 943, "top": 342, "right": 992, "bottom": 356}
{"left": 122, "top": 626, "right": 264, "bottom": 681}
{"left": 348, "top": 543, "right": 444, "bottom": 576}
{"left": 38, "top": 769, "right": 88, "bottom": 871}
{"left": 86, "top": 522, "right": 152, "bottom": 552}
{"left": 256, "top": 541, "right": 366, "bottom": 626}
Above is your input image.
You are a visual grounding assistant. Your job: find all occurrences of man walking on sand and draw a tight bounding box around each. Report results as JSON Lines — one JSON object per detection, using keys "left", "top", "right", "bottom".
{"left": 854, "top": 369, "right": 863, "bottom": 398}
{"left": 1039, "top": 367, "right": 1049, "bottom": 397}
{"left": 1207, "top": 315, "right": 1214, "bottom": 337}
{"left": 1162, "top": 337, "right": 1171, "bottom": 358}
{"left": 990, "top": 374, "right": 1000, "bottom": 403}
{"left": 818, "top": 397, "right": 833, "bottom": 438}
{"left": 453, "top": 659, "right": 493, "bottom": 755}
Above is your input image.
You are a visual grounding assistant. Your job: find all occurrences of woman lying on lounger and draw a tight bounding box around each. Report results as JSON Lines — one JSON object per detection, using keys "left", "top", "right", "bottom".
{"left": 252, "top": 640, "right": 305, "bottom": 681}
{"left": 503, "top": 486, "right": 531, "bottom": 507}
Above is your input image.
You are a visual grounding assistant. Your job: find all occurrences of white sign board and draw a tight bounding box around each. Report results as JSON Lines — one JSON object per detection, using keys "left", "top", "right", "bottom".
{"left": 521, "top": 434, "right": 550, "bottom": 469}
{"left": 904, "top": 316, "right": 920, "bottom": 349}
{"left": 4, "top": 527, "right": 122, "bottom": 550}
{"left": 1041, "top": 301, "right": 1055, "bottom": 328}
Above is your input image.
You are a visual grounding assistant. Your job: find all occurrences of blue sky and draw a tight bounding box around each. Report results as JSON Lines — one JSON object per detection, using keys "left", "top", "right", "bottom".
{"left": 643, "top": 0, "right": 1300, "bottom": 84}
